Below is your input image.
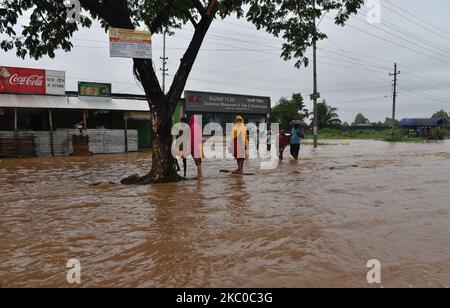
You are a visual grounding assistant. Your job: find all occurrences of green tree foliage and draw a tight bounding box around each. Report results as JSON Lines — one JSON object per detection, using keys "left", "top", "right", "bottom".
{"left": 246, "top": 0, "right": 364, "bottom": 68}
{"left": 317, "top": 100, "right": 341, "bottom": 128}
{"left": 431, "top": 109, "right": 449, "bottom": 119}
{"left": 430, "top": 128, "right": 447, "bottom": 140}
{"left": 352, "top": 113, "right": 370, "bottom": 125}
{"left": 270, "top": 93, "right": 308, "bottom": 129}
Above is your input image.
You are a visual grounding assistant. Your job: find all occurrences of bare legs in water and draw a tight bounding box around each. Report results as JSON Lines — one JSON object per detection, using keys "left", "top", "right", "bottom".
{"left": 232, "top": 158, "right": 245, "bottom": 174}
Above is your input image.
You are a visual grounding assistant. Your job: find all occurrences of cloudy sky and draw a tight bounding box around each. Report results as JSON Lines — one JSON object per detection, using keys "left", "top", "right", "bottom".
{"left": 2, "top": 0, "right": 450, "bottom": 123}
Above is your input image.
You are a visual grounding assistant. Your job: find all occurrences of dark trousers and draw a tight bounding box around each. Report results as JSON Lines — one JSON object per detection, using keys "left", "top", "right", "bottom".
{"left": 290, "top": 144, "right": 301, "bottom": 159}
{"left": 279, "top": 148, "right": 285, "bottom": 160}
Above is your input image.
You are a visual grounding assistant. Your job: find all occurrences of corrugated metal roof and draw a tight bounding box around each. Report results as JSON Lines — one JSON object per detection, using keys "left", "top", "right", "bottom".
{"left": 400, "top": 118, "right": 448, "bottom": 127}
{"left": 0, "top": 94, "right": 150, "bottom": 112}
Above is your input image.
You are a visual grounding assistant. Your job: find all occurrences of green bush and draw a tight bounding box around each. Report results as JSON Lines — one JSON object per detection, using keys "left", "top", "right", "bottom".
{"left": 384, "top": 129, "right": 404, "bottom": 142}
{"left": 430, "top": 128, "right": 447, "bottom": 140}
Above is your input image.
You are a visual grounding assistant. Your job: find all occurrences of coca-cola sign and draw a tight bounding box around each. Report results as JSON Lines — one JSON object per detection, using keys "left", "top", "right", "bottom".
{"left": 0, "top": 66, "right": 65, "bottom": 95}
{"left": 9, "top": 73, "right": 45, "bottom": 87}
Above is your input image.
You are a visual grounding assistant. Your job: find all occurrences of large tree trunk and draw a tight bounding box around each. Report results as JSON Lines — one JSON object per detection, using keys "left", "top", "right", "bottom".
{"left": 138, "top": 99, "right": 182, "bottom": 184}
{"left": 115, "top": 1, "right": 216, "bottom": 185}
{"left": 80, "top": 0, "right": 218, "bottom": 185}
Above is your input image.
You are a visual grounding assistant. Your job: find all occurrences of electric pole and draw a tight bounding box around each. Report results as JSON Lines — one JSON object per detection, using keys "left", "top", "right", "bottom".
{"left": 160, "top": 29, "right": 168, "bottom": 94}
{"left": 312, "top": 0, "right": 319, "bottom": 149}
{"left": 389, "top": 63, "right": 400, "bottom": 140}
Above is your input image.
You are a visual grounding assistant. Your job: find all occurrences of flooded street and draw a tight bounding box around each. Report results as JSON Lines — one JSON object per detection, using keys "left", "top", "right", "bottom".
{"left": 0, "top": 140, "right": 449, "bottom": 288}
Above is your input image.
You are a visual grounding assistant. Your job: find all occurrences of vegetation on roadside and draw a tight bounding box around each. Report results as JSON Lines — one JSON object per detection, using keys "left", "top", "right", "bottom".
{"left": 352, "top": 113, "right": 370, "bottom": 125}
{"left": 304, "top": 128, "right": 430, "bottom": 142}
{"left": 271, "top": 95, "right": 449, "bottom": 143}
{"left": 317, "top": 100, "right": 342, "bottom": 127}
{"left": 270, "top": 93, "right": 309, "bottom": 129}
{"left": 431, "top": 109, "right": 450, "bottom": 119}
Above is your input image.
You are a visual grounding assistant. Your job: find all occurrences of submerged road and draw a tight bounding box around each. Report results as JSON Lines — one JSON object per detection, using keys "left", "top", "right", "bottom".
{"left": 0, "top": 140, "right": 449, "bottom": 287}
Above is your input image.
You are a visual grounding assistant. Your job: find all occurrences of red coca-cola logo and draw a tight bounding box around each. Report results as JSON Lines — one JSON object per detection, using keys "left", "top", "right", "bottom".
{"left": 0, "top": 66, "right": 46, "bottom": 94}
{"left": 9, "top": 74, "right": 44, "bottom": 86}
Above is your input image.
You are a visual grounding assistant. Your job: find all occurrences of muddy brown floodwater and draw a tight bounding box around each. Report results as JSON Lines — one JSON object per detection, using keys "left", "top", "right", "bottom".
{"left": 0, "top": 140, "right": 449, "bottom": 288}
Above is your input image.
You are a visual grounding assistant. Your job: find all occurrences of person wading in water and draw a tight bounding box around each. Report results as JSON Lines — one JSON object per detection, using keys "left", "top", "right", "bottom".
{"left": 175, "top": 117, "right": 188, "bottom": 178}
{"left": 232, "top": 115, "right": 248, "bottom": 174}
{"left": 290, "top": 123, "right": 305, "bottom": 160}
{"left": 189, "top": 115, "right": 204, "bottom": 180}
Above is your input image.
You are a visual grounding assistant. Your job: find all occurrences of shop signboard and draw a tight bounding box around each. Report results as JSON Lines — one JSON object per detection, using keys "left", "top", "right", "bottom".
{"left": 184, "top": 91, "right": 271, "bottom": 115}
{"left": 0, "top": 66, "right": 65, "bottom": 95}
{"left": 78, "top": 81, "right": 112, "bottom": 98}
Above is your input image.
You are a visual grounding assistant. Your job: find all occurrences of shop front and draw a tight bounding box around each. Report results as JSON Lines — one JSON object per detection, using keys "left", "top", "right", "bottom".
{"left": 0, "top": 65, "right": 154, "bottom": 157}
{"left": 183, "top": 90, "right": 271, "bottom": 128}
{"left": 0, "top": 92, "right": 153, "bottom": 157}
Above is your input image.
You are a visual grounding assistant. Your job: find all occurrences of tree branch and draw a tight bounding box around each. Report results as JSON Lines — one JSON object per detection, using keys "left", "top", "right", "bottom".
{"left": 79, "top": 0, "right": 112, "bottom": 23}
{"left": 192, "top": 0, "right": 206, "bottom": 17}
{"left": 149, "top": 0, "right": 177, "bottom": 33}
{"left": 167, "top": 2, "right": 219, "bottom": 109}
{"left": 205, "top": 0, "right": 218, "bottom": 17}
{"left": 186, "top": 12, "right": 198, "bottom": 29}
{"left": 133, "top": 59, "right": 166, "bottom": 111}
{"left": 80, "top": 0, "right": 133, "bottom": 28}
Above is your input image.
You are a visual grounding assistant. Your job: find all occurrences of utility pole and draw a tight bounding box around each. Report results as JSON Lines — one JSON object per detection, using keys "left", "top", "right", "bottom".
{"left": 389, "top": 63, "right": 400, "bottom": 140}
{"left": 160, "top": 29, "right": 168, "bottom": 94}
{"left": 312, "top": 0, "right": 319, "bottom": 149}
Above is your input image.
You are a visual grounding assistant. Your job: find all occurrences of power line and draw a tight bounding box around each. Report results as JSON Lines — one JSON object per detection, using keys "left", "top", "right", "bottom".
{"left": 383, "top": 0, "right": 450, "bottom": 43}
{"left": 351, "top": 13, "right": 450, "bottom": 61}
{"left": 384, "top": 0, "right": 450, "bottom": 37}
{"left": 326, "top": 37, "right": 389, "bottom": 84}
{"left": 325, "top": 15, "right": 450, "bottom": 65}
{"left": 357, "top": 8, "right": 450, "bottom": 56}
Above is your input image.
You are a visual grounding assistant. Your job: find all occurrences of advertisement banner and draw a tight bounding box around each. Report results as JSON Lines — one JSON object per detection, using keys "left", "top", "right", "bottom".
{"left": 109, "top": 28, "right": 152, "bottom": 59}
{"left": 184, "top": 91, "right": 271, "bottom": 115}
{"left": 0, "top": 66, "right": 65, "bottom": 95}
{"left": 78, "top": 81, "right": 112, "bottom": 98}
{"left": 45, "top": 70, "right": 66, "bottom": 95}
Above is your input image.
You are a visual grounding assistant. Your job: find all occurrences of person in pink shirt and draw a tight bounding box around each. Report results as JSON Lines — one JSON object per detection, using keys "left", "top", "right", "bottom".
{"left": 189, "top": 115, "right": 204, "bottom": 180}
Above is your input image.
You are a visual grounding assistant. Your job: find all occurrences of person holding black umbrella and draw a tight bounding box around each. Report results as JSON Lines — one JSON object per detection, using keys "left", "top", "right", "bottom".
{"left": 290, "top": 120, "right": 306, "bottom": 160}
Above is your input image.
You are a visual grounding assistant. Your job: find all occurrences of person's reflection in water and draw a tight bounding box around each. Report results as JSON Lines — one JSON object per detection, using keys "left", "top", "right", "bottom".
{"left": 228, "top": 176, "right": 250, "bottom": 208}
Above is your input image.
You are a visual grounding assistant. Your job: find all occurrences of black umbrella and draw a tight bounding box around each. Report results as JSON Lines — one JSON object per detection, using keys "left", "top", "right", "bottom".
{"left": 290, "top": 120, "right": 309, "bottom": 128}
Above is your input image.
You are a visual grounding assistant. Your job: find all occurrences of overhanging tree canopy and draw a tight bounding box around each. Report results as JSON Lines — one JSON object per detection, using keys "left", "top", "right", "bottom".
{"left": 245, "top": 0, "right": 364, "bottom": 68}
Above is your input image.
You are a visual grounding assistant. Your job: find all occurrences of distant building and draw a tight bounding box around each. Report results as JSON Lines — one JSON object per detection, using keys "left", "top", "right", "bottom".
{"left": 399, "top": 118, "right": 448, "bottom": 138}
{"left": 399, "top": 118, "right": 448, "bottom": 130}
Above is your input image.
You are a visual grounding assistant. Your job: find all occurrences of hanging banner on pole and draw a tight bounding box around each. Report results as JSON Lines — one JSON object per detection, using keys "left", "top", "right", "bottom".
{"left": 109, "top": 28, "right": 152, "bottom": 59}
